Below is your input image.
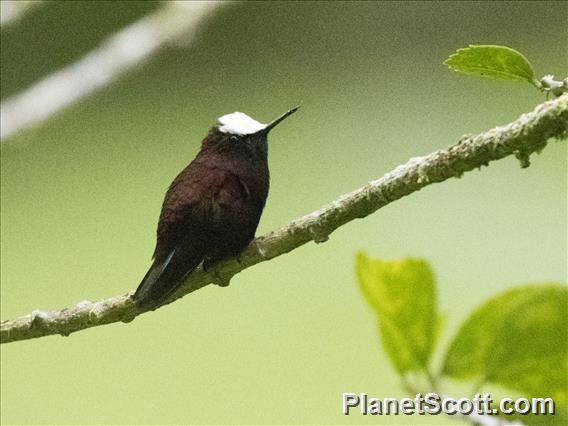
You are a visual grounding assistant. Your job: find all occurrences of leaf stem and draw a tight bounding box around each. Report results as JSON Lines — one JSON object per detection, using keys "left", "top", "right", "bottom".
{"left": 540, "top": 75, "right": 568, "bottom": 97}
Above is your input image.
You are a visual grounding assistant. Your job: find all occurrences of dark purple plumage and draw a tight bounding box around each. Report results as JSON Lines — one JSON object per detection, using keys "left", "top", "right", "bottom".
{"left": 133, "top": 107, "right": 299, "bottom": 310}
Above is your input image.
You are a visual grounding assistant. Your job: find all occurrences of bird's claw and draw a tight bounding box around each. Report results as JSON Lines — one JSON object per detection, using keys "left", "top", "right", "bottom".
{"left": 203, "top": 259, "right": 231, "bottom": 287}
{"left": 210, "top": 269, "right": 231, "bottom": 287}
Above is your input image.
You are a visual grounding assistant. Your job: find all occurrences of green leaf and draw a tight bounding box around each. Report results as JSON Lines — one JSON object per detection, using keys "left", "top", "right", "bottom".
{"left": 355, "top": 253, "right": 440, "bottom": 373}
{"left": 442, "top": 284, "right": 567, "bottom": 423}
{"left": 444, "top": 45, "right": 538, "bottom": 87}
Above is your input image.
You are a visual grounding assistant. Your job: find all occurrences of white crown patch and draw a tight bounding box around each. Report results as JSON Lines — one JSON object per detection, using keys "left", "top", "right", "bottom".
{"left": 217, "top": 112, "right": 266, "bottom": 136}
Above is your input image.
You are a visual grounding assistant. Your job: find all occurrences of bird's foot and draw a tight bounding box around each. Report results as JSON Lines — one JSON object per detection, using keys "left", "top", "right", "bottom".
{"left": 203, "top": 259, "right": 231, "bottom": 287}
{"left": 210, "top": 269, "right": 231, "bottom": 287}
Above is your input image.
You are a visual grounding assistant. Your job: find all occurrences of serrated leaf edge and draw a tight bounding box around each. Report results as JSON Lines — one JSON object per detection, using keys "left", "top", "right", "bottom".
{"left": 444, "top": 44, "right": 537, "bottom": 86}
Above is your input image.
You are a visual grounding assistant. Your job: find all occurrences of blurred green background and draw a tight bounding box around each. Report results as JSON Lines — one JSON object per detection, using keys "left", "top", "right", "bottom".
{"left": 1, "top": 1, "right": 566, "bottom": 424}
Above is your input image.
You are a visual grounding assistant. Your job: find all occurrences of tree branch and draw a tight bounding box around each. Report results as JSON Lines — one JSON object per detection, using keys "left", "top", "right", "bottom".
{"left": 0, "top": 1, "right": 225, "bottom": 141}
{"left": 2, "top": 94, "right": 567, "bottom": 344}
{"left": 0, "top": 0, "right": 45, "bottom": 26}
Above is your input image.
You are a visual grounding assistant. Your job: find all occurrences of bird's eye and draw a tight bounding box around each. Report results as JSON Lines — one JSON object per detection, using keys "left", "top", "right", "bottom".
{"left": 229, "top": 136, "right": 238, "bottom": 143}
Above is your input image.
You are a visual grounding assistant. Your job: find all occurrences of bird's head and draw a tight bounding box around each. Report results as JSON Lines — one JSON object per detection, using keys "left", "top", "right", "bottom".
{"left": 202, "top": 107, "right": 299, "bottom": 161}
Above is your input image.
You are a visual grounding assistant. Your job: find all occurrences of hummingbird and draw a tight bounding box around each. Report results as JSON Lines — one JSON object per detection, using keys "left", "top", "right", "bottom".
{"left": 133, "top": 107, "right": 299, "bottom": 310}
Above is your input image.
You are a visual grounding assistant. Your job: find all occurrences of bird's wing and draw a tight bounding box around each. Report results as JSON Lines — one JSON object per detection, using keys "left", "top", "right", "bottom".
{"left": 132, "top": 248, "right": 178, "bottom": 308}
{"left": 133, "top": 238, "right": 209, "bottom": 310}
{"left": 134, "top": 163, "right": 249, "bottom": 310}
{"left": 155, "top": 162, "right": 255, "bottom": 254}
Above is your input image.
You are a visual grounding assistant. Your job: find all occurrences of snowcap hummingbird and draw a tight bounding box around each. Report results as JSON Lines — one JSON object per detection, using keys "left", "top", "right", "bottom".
{"left": 133, "top": 107, "right": 299, "bottom": 310}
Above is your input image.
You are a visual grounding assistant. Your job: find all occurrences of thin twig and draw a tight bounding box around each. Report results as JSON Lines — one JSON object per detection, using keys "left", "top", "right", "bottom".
{"left": 1, "top": 94, "right": 567, "bottom": 344}
{"left": 0, "top": 1, "right": 226, "bottom": 141}
{"left": 0, "top": 0, "right": 45, "bottom": 26}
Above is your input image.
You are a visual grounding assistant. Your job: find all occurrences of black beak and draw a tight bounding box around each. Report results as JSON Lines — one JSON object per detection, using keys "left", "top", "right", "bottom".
{"left": 261, "top": 106, "right": 300, "bottom": 135}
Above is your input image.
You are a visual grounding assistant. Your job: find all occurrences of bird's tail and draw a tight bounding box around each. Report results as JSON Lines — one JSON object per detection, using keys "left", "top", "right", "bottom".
{"left": 133, "top": 248, "right": 201, "bottom": 311}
